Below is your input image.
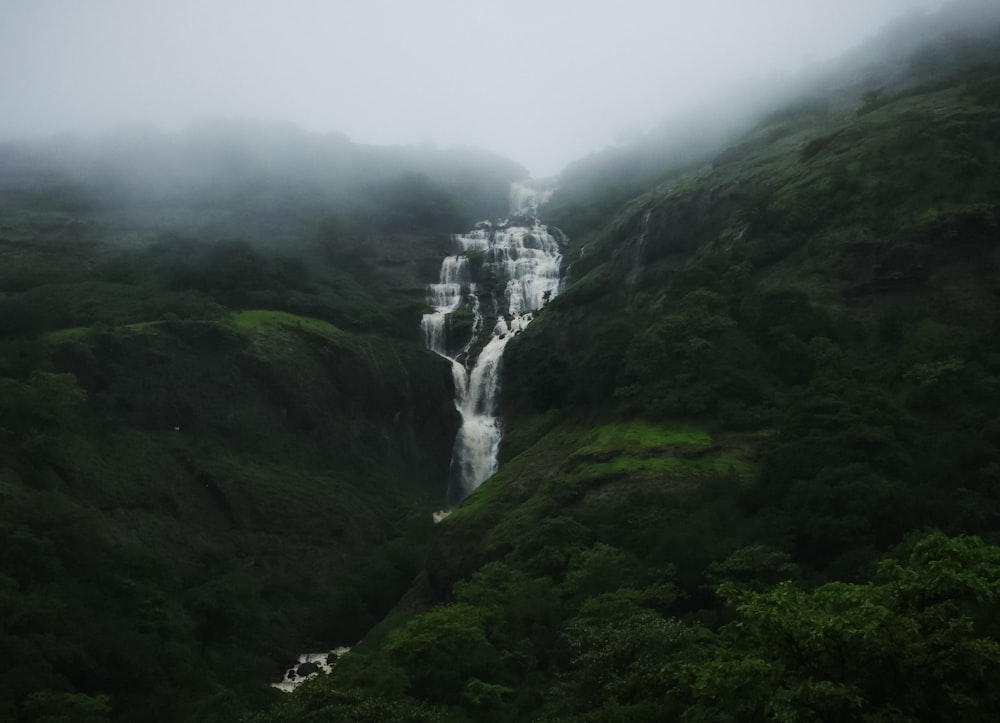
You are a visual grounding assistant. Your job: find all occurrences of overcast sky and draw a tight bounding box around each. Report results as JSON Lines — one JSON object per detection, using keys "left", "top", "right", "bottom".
{"left": 0, "top": 0, "right": 947, "bottom": 175}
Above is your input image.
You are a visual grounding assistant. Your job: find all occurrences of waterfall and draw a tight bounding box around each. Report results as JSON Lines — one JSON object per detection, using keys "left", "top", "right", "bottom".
{"left": 422, "top": 182, "right": 562, "bottom": 505}
{"left": 420, "top": 255, "right": 470, "bottom": 356}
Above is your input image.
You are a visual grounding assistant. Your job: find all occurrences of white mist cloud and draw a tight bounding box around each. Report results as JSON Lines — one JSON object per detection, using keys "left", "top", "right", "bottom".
{"left": 0, "top": 0, "right": 949, "bottom": 174}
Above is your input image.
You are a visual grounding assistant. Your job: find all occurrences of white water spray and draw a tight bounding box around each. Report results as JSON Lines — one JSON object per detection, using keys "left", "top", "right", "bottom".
{"left": 422, "top": 182, "right": 562, "bottom": 505}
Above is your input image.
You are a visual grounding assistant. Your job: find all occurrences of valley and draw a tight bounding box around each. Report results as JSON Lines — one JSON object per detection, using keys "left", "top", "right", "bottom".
{"left": 3, "top": 3, "right": 1000, "bottom": 721}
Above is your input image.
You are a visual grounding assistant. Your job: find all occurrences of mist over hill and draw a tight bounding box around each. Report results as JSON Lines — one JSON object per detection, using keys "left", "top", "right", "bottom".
{"left": 3, "top": 1, "right": 1000, "bottom": 721}
{"left": 259, "top": 4, "right": 1000, "bottom": 720}
{"left": 0, "top": 120, "right": 526, "bottom": 243}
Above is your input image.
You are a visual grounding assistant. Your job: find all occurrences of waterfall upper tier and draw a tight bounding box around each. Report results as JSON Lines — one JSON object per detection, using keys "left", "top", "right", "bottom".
{"left": 489, "top": 224, "right": 561, "bottom": 314}
{"left": 421, "top": 181, "right": 564, "bottom": 504}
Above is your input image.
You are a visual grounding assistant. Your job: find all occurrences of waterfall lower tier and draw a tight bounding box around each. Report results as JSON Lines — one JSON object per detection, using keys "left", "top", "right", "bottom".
{"left": 422, "top": 182, "right": 562, "bottom": 505}
{"left": 447, "top": 325, "right": 520, "bottom": 504}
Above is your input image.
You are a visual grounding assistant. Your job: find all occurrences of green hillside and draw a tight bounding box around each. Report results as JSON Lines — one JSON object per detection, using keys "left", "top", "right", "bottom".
{"left": 0, "top": 131, "right": 524, "bottom": 721}
{"left": 255, "top": 21, "right": 1000, "bottom": 723}
{"left": 6, "top": 6, "right": 1000, "bottom": 723}
{"left": 0, "top": 311, "right": 460, "bottom": 722}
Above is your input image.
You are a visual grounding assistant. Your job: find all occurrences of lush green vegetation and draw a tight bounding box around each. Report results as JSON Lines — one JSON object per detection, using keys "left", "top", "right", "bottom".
{"left": 0, "top": 128, "right": 529, "bottom": 721}
{"left": 0, "top": 311, "right": 460, "bottom": 721}
{"left": 255, "top": 16, "right": 1000, "bottom": 722}
{"left": 7, "top": 8, "right": 1000, "bottom": 722}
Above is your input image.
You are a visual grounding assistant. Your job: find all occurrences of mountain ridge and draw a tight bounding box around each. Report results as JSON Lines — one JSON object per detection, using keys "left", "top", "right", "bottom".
{"left": 5, "top": 4, "right": 1000, "bottom": 720}
{"left": 252, "top": 15, "right": 1000, "bottom": 721}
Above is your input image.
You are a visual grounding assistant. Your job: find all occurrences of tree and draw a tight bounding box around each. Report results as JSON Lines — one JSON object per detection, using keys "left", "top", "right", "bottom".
{"left": 21, "top": 691, "right": 111, "bottom": 723}
{"left": 384, "top": 603, "right": 501, "bottom": 705}
{"left": 690, "top": 533, "right": 1000, "bottom": 722}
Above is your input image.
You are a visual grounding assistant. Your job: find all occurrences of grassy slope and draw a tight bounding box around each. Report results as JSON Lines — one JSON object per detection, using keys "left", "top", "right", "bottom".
{"left": 1, "top": 307, "right": 460, "bottom": 722}
{"left": 0, "top": 128, "right": 530, "bottom": 720}
{"left": 255, "top": 56, "right": 1000, "bottom": 723}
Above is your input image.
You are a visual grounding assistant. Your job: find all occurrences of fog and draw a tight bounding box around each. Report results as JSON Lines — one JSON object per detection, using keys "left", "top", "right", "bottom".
{"left": 0, "top": 0, "right": 957, "bottom": 175}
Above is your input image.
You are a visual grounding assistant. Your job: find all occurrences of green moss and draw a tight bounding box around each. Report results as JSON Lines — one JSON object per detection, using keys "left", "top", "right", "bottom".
{"left": 445, "top": 422, "right": 589, "bottom": 525}
{"left": 442, "top": 474, "right": 512, "bottom": 525}
{"left": 39, "top": 311, "right": 343, "bottom": 352}
{"left": 39, "top": 326, "right": 90, "bottom": 345}
{"left": 448, "top": 420, "right": 754, "bottom": 529}
{"left": 229, "top": 310, "right": 351, "bottom": 363}
{"left": 578, "top": 420, "right": 712, "bottom": 452}
{"left": 572, "top": 454, "right": 751, "bottom": 479}
{"left": 566, "top": 421, "right": 751, "bottom": 480}
{"left": 232, "top": 309, "right": 344, "bottom": 338}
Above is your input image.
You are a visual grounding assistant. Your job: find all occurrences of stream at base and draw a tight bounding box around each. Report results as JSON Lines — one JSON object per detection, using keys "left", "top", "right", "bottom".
{"left": 272, "top": 647, "right": 351, "bottom": 692}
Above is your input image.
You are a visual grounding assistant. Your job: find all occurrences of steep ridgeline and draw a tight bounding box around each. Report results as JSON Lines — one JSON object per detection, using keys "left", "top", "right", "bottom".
{"left": 254, "top": 26, "right": 1000, "bottom": 723}
{"left": 421, "top": 182, "right": 562, "bottom": 505}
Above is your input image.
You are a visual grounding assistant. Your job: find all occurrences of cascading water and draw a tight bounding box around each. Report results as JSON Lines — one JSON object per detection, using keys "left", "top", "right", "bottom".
{"left": 420, "top": 254, "right": 471, "bottom": 356}
{"left": 274, "top": 183, "right": 561, "bottom": 689}
{"left": 422, "top": 181, "right": 562, "bottom": 506}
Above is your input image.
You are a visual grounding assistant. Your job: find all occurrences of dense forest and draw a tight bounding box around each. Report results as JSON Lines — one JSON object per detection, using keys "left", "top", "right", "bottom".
{"left": 257, "top": 6, "right": 1000, "bottom": 722}
{"left": 4, "top": 2, "right": 1000, "bottom": 722}
{"left": 0, "top": 131, "right": 524, "bottom": 721}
